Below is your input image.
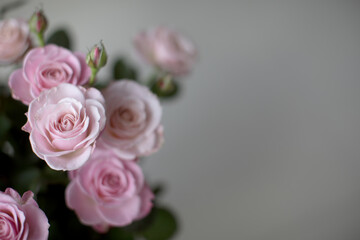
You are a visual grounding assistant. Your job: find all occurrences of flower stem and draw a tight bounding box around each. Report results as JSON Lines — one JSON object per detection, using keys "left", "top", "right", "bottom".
{"left": 37, "top": 33, "right": 45, "bottom": 47}
{"left": 89, "top": 68, "right": 98, "bottom": 86}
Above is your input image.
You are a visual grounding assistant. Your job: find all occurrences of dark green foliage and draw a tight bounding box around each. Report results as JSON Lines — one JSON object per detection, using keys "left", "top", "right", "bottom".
{"left": 139, "top": 207, "right": 178, "bottom": 240}
{"left": 152, "top": 183, "right": 166, "bottom": 197}
{"left": 46, "top": 29, "right": 72, "bottom": 50}
{"left": 113, "top": 58, "right": 138, "bottom": 81}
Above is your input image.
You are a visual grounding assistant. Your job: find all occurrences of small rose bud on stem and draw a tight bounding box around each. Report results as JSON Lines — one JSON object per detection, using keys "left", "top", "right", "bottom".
{"left": 157, "top": 74, "right": 174, "bottom": 92}
{"left": 29, "top": 9, "right": 48, "bottom": 47}
{"left": 148, "top": 70, "right": 178, "bottom": 99}
{"left": 86, "top": 41, "right": 107, "bottom": 85}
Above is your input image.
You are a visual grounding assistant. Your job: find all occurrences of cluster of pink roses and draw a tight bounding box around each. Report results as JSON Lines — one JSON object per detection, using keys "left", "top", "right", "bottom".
{"left": 8, "top": 43, "right": 162, "bottom": 230}
{"left": 1, "top": 13, "right": 195, "bottom": 238}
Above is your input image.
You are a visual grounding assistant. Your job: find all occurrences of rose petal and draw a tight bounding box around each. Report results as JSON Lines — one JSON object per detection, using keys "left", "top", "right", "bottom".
{"left": 92, "top": 223, "right": 110, "bottom": 233}
{"left": 132, "top": 124, "right": 164, "bottom": 156}
{"left": 74, "top": 52, "right": 91, "bottom": 85}
{"left": 136, "top": 184, "right": 154, "bottom": 220}
{"left": 65, "top": 180, "right": 103, "bottom": 225}
{"left": 97, "top": 196, "right": 141, "bottom": 226}
{"left": 4, "top": 188, "right": 22, "bottom": 203}
{"left": 44, "top": 145, "right": 94, "bottom": 171}
{"left": 8, "top": 69, "right": 33, "bottom": 105}
{"left": 22, "top": 201, "right": 49, "bottom": 240}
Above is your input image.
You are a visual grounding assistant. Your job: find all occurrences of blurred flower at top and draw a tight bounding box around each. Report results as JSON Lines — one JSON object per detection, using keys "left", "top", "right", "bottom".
{"left": 134, "top": 26, "right": 196, "bottom": 77}
{"left": 0, "top": 18, "right": 31, "bottom": 65}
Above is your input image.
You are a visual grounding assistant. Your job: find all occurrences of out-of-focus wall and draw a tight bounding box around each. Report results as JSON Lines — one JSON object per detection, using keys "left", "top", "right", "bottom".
{"left": 5, "top": 1, "right": 360, "bottom": 239}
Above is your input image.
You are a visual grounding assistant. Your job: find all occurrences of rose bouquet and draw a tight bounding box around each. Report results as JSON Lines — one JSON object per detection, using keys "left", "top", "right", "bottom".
{"left": 0, "top": 3, "right": 196, "bottom": 240}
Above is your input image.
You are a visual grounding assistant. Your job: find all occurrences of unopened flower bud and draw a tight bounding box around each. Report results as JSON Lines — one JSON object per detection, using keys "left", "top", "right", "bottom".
{"left": 86, "top": 42, "right": 107, "bottom": 69}
{"left": 29, "top": 10, "right": 47, "bottom": 34}
{"left": 150, "top": 73, "right": 178, "bottom": 98}
{"left": 157, "top": 74, "right": 174, "bottom": 92}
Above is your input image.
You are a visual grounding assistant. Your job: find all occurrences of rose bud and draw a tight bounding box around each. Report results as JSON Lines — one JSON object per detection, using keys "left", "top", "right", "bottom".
{"left": 86, "top": 42, "right": 107, "bottom": 85}
{"left": 86, "top": 41, "right": 107, "bottom": 69}
{"left": 28, "top": 9, "right": 48, "bottom": 35}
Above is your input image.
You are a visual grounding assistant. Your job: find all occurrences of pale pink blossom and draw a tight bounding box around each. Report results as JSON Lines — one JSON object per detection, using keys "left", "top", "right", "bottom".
{"left": 65, "top": 145, "right": 154, "bottom": 232}
{"left": 99, "top": 80, "right": 163, "bottom": 160}
{"left": 9, "top": 44, "right": 91, "bottom": 105}
{"left": 0, "top": 18, "right": 31, "bottom": 64}
{"left": 0, "top": 188, "right": 49, "bottom": 240}
{"left": 134, "top": 26, "right": 196, "bottom": 76}
{"left": 23, "top": 83, "right": 106, "bottom": 171}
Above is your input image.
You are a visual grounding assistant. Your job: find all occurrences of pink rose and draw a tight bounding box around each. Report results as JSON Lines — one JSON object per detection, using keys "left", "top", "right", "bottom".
{"left": 0, "top": 188, "right": 49, "bottom": 240}
{"left": 0, "top": 18, "right": 31, "bottom": 65}
{"left": 65, "top": 146, "right": 154, "bottom": 232}
{"left": 23, "top": 83, "right": 106, "bottom": 171}
{"left": 98, "top": 80, "right": 163, "bottom": 159}
{"left": 134, "top": 26, "right": 196, "bottom": 76}
{"left": 9, "top": 44, "right": 91, "bottom": 105}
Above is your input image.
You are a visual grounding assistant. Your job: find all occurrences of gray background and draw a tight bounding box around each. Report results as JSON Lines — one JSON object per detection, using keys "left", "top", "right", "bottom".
{"left": 5, "top": 0, "right": 360, "bottom": 239}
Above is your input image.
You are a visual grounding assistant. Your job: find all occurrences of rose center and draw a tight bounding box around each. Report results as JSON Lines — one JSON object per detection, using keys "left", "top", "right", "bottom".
{"left": 102, "top": 174, "right": 120, "bottom": 188}
{"left": 41, "top": 67, "right": 66, "bottom": 81}
{"left": 0, "top": 24, "right": 18, "bottom": 42}
{"left": 38, "top": 62, "right": 74, "bottom": 89}
{"left": 57, "top": 114, "right": 76, "bottom": 131}
{"left": 0, "top": 218, "right": 15, "bottom": 239}
{"left": 110, "top": 108, "right": 136, "bottom": 128}
{"left": 169, "top": 35, "right": 182, "bottom": 51}
{"left": 120, "top": 110, "right": 133, "bottom": 122}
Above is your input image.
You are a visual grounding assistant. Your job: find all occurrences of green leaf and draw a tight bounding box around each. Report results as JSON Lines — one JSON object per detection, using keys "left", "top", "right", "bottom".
{"left": 152, "top": 183, "right": 166, "bottom": 197}
{"left": 139, "top": 207, "right": 178, "bottom": 240}
{"left": 0, "top": 151, "right": 14, "bottom": 189}
{"left": 42, "top": 167, "right": 69, "bottom": 186}
{"left": 113, "top": 58, "right": 138, "bottom": 81}
{"left": 46, "top": 29, "right": 72, "bottom": 50}
{"left": 13, "top": 167, "right": 41, "bottom": 194}
{"left": 93, "top": 81, "right": 109, "bottom": 90}
{"left": 1, "top": 94, "right": 27, "bottom": 127}
{"left": 106, "top": 227, "right": 134, "bottom": 240}
{"left": 0, "top": 114, "right": 11, "bottom": 141}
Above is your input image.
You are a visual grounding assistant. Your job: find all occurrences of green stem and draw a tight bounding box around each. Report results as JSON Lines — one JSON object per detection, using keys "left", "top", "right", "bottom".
{"left": 89, "top": 68, "right": 98, "bottom": 86}
{"left": 37, "top": 33, "right": 45, "bottom": 47}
